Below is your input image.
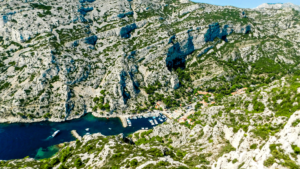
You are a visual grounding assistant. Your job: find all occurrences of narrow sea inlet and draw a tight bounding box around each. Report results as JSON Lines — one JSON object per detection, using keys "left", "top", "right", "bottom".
{"left": 0, "top": 113, "right": 165, "bottom": 160}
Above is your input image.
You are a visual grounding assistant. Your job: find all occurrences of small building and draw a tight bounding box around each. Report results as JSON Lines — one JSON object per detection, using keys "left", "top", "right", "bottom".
{"left": 156, "top": 101, "right": 166, "bottom": 109}
{"left": 178, "top": 117, "right": 187, "bottom": 123}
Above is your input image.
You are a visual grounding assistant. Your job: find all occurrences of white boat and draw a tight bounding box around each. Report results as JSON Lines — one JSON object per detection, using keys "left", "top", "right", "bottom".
{"left": 158, "top": 118, "right": 163, "bottom": 122}
{"left": 149, "top": 119, "right": 154, "bottom": 125}
{"left": 86, "top": 133, "right": 90, "bottom": 135}
{"left": 145, "top": 127, "right": 148, "bottom": 130}
{"left": 142, "top": 127, "right": 144, "bottom": 130}
{"left": 154, "top": 119, "right": 158, "bottom": 125}
{"left": 127, "top": 119, "right": 132, "bottom": 126}
{"left": 108, "top": 128, "right": 111, "bottom": 130}
{"left": 52, "top": 130, "right": 60, "bottom": 137}
{"left": 85, "top": 128, "right": 89, "bottom": 131}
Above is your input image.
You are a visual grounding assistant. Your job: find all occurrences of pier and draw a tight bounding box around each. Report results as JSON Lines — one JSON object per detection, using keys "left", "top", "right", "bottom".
{"left": 71, "top": 130, "right": 82, "bottom": 141}
{"left": 119, "top": 116, "right": 128, "bottom": 128}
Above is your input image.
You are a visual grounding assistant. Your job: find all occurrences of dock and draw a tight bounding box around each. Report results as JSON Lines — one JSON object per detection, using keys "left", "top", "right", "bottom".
{"left": 119, "top": 116, "right": 128, "bottom": 128}
{"left": 71, "top": 130, "right": 82, "bottom": 141}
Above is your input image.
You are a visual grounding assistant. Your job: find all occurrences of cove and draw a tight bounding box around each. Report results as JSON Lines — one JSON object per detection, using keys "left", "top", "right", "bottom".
{"left": 0, "top": 113, "right": 166, "bottom": 160}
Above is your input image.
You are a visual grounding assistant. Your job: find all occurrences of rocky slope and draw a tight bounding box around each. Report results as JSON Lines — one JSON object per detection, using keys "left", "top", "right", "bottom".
{"left": 1, "top": 0, "right": 300, "bottom": 122}
{"left": 1, "top": 0, "right": 300, "bottom": 168}
{"left": 2, "top": 76, "right": 300, "bottom": 169}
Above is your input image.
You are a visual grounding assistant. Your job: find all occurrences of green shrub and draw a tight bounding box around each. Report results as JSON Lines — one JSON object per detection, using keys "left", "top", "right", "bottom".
{"left": 293, "top": 146, "right": 300, "bottom": 154}
{"left": 8, "top": 61, "right": 15, "bottom": 66}
{"left": 156, "top": 161, "right": 170, "bottom": 166}
{"left": 218, "top": 141, "right": 236, "bottom": 157}
{"left": 252, "top": 126, "right": 270, "bottom": 140}
{"left": 250, "top": 144, "right": 257, "bottom": 149}
{"left": 50, "top": 157, "right": 59, "bottom": 166}
{"left": 292, "top": 119, "right": 300, "bottom": 127}
{"left": 30, "top": 3, "right": 52, "bottom": 10}
{"left": 264, "top": 157, "right": 275, "bottom": 167}
{"left": 74, "top": 158, "right": 82, "bottom": 167}
{"left": 130, "top": 159, "right": 138, "bottom": 166}
{"left": 176, "top": 150, "right": 187, "bottom": 158}
{"left": 269, "top": 144, "right": 280, "bottom": 152}
{"left": 43, "top": 164, "right": 51, "bottom": 169}
{"left": 232, "top": 158, "right": 238, "bottom": 164}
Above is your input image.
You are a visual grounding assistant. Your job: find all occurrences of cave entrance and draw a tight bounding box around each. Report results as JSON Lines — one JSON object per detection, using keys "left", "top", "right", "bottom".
{"left": 166, "top": 56, "right": 186, "bottom": 71}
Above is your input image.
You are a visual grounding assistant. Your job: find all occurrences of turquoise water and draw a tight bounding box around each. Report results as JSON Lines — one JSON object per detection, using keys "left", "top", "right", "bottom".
{"left": 0, "top": 113, "right": 165, "bottom": 160}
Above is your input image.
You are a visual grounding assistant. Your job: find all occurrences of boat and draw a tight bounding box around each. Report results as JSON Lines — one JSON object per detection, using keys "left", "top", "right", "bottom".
{"left": 149, "top": 119, "right": 154, "bottom": 125}
{"left": 86, "top": 133, "right": 90, "bottom": 135}
{"left": 85, "top": 128, "right": 89, "bottom": 131}
{"left": 158, "top": 118, "right": 163, "bottom": 122}
{"left": 142, "top": 127, "right": 144, "bottom": 130}
{"left": 108, "top": 128, "right": 111, "bottom": 130}
{"left": 127, "top": 119, "right": 132, "bottom": 126}
{"left": 145, "top": 127, "right": 148, "bottom": 130}
{"left": 52, "top": 130, "right": 60, "bottom": 137}
{"left": 154, "top": 119, "right": 158, "bottom": 125}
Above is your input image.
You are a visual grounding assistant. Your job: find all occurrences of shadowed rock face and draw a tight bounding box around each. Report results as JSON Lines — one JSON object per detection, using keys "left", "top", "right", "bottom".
{"left": 78, "top": 7, "right": 94, "bottom": 16}
{"left": 245, "top": 25, "right": 251, "bottom": 34}
{"left": 204, "top": 22, "right": 232, "bottom": 42}
{"left": 119, "top": 71, "right": 131, "bottom": 104}
{"left": 166, "top": 34, "right": 194, "bottom": 71}
{"left": 205, "top": 22, "right": 221, "bottom": 42}
{"left": 117, "top": 11, "right": 134, "bottom": 18}
{"left": 79, "top": 0, "right": 96, "bottom": 3}
{"left": 120, "top": 23, "right": 137, "bottom": 38}
{"left": 84, "top": 35, "right": 98, "bottom": 45}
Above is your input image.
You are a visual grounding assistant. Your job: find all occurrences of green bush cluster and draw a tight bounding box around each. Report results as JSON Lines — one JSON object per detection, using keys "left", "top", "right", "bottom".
{"left": 144, "top": 81, "right": 162, "bottom": 94}
{"left": 218, "top": 141, "right": 236, "bottom": 158}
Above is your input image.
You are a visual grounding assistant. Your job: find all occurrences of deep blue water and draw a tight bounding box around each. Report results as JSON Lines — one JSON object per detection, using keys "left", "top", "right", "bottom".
{"left": 0, "top": 113, "right": 165, "bottom": 160}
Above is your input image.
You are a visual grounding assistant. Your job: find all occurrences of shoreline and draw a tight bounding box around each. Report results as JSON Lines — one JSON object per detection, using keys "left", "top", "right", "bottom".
{"left": 0, "top": 111, "right": 166, "bottom": 126}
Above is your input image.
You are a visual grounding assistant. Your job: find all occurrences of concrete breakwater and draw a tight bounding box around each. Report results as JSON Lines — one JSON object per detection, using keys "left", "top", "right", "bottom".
{"left": 119, "top": 116, "right": 128, "bottom": 128}
{"left": 71, "top": 130, "right": 82, "bottom": 141}
{"left": 92, "top": 111, "right": 165, "bottom": 128}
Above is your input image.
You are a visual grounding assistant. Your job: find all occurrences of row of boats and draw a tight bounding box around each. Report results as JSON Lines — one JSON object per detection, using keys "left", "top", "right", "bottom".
{"left": 148, "top": 116, "right": 165, "bottom": 125}
{"left": 52, "top": 113, "right": 168, "bottom": 138}
{"left": 126, "top": 113, "right": 167, "bottom": 127}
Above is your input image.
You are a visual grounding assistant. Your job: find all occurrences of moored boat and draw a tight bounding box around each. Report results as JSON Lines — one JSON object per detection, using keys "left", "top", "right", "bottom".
{"left": 52, "top": 130, "right": 60, "bottom": 137}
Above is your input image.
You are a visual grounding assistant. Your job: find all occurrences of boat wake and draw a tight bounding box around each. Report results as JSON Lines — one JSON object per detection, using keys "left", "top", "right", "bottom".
{"left": 43, "top": 136, "right": 53, "bottom": 141}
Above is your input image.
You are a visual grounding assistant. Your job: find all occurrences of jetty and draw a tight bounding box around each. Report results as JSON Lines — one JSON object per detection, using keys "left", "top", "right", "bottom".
{"left": 71, "top": 130, "right": 82, "bottom": 141}
{"left": 119, "top": 116, "right": 128, "bottom": 128}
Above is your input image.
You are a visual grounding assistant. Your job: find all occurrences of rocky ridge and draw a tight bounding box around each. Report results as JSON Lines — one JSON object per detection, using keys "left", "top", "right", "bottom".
{"left": 1, "top": 1, "right": 300, "bottom": 168}
{"left": 1, "top": 0, "right": 300, "bottom": 122}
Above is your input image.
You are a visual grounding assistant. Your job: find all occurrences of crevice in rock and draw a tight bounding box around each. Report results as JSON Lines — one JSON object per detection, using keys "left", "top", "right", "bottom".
{"left": 166, "top": 33, "right": 194, "bottom": 71}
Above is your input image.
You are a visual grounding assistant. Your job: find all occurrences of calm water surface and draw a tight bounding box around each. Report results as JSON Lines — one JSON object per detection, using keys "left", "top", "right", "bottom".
{"left": 0, "top": 113, "right": 165, "bottom": 160}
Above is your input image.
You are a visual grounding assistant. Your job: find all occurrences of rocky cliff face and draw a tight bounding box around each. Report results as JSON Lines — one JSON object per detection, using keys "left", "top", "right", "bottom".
{"left": 1, "top": 1, "right": 300, "bottom": 168}
{"left": 0, "top": 0, "right": 300, "bottom": 123}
